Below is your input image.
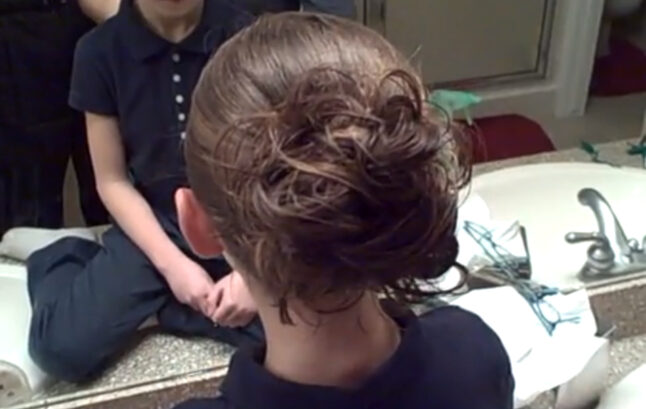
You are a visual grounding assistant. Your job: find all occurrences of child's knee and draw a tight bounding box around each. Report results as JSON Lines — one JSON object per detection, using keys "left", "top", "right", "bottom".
{"left": 28, "top": 309, "right": 102, "bottom": 383}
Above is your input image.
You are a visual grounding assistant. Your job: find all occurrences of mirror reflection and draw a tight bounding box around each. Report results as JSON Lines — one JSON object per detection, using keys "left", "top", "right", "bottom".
{"left": 1, "top": 1, "right": 645, "bottom": 409}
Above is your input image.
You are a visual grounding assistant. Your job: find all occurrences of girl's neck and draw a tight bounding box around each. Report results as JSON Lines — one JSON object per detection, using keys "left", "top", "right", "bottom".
{"left": 135, "top": 0, "right": 204, "bottom": 43}
{"left": 261, "top": 294, "right": 401, "bottom": 388}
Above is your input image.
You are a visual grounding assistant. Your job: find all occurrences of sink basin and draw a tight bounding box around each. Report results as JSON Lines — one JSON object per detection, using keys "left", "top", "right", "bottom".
{"left": 0, "top": 264, "right": 49, "bottom": 406}
{"left": 470, "top": 163, "right": 646, "bottom": 289}
{"left": 597, "top": 363, "right": 646, "bottom": 409}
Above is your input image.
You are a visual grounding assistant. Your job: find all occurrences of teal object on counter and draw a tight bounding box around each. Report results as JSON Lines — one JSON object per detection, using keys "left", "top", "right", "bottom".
{"left": 581, "top": 141, "right": 600, "bottom": 160}
{"left": 627, "top": 136, "right": 646, "bottom": 164}
{"left": 580, "top": 140, "right": 620, "bottom": 167}
{"left": 462, "top": 220, "right": 577, "bottom": 335}
{"left": 627, "top": 145, "right": 646, "bottom": 156}
{"left": 428, "top": 90, "right": 482, "bottom": 125}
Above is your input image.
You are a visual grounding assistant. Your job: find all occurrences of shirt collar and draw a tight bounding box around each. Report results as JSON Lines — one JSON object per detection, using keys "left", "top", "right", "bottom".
{"left": 220, "top": 309, "right": 425, "bottom": 409}
{"left": 118, "top": 0, "right": 227, "bottom": 61}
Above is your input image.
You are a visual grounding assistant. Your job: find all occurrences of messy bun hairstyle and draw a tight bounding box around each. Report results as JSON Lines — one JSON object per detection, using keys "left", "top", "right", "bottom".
{"left": 186, "top": 13, "right": 471, "bottom": 319}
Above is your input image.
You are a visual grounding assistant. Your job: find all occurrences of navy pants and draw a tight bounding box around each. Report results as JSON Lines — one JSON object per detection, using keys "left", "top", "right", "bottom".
{"left": 26, "top": 216, "right": 264, "bottom": 383}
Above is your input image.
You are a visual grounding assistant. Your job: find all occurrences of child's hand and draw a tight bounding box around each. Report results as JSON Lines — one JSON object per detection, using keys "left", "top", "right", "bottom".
{"left": 209, "top": 271, "right": 257, "bottom": 328}
{"left": 164, "top": 256, "right": 216, "bottom": 316}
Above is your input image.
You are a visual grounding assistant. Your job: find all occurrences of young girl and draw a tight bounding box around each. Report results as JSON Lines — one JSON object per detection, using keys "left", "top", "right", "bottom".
{"left": 174, "top": 12, "right": 514, "bottom": 409}
{"left": 3, "top": 0, "right": 263, "bottom": 383}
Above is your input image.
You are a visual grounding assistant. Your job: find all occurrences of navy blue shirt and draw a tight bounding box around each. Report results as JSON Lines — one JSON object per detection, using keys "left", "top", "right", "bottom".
{"left": 176, "top": 307, "right": 514, "bottom": 409}
{"left": 69, "top": 0, "right": 251, "bottom": 215}
{"left": 239, "top": 0, "right": 356, "bottom": 18}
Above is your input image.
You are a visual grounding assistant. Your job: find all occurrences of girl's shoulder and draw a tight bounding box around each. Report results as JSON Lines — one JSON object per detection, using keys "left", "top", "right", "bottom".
{"left": 418, "top": 305, "right": 500, "bottom": 342}
{"left": 417, "top": 305, "right": 510, "bottom": 370}
{"left": 74, "top": 16, "right": 121, "bottom": 62}
{"left": 416, "top": 306, "right": 514, "bottom": 406}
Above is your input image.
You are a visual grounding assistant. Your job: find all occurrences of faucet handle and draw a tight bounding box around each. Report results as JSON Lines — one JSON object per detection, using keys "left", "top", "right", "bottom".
{"left": 629, "top": 238, "right": 641, "bottom": 252}
{"left": 566, "top": 231, "right": 615, "bottom": 273}
{"left": 565, "top": 232, "right": 608, "bottom": 245}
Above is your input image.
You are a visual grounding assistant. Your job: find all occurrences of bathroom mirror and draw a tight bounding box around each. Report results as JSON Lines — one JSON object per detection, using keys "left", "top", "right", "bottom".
{"left": 2, "top": 0, "right": 646, "bottom": 408}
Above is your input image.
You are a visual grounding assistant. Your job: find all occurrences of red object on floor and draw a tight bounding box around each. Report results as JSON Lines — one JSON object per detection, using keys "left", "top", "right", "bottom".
{"left": 470, "top": 114, "right": 555, "bottom": 164}
{"left": 590, "top": 38, "right": 646, "bottom": 97}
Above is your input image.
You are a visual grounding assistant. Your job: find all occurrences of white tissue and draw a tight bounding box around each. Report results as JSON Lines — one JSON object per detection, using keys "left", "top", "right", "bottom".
{"left": 431, "top": 193, "right": 527, "bottom": 292}
{"left": 456, "top": 193, "right": 527, "bottom": 271}
{"left": 452, "top": 286, "right": 604, "bottom": 408}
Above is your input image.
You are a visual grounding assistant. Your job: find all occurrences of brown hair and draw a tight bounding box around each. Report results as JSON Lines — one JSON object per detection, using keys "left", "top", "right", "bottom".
{"left": 186, "top": 12, "right": 471, "bottom": 319}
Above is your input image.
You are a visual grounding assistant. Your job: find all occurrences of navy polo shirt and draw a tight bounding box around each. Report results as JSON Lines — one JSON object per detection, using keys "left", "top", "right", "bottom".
{"left": 239, "top": 0, "right": 356, "bottom": 18}
{"left": 69, "top": 0, "right": 252, "bottom": 215}
{"left": 176, "top": 307, "right": 515, "bottom": 409}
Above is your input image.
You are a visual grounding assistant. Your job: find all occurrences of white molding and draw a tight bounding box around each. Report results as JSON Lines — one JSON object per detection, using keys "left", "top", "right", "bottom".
{"left": 470, "top": 0, "right": 605, "bottom": 120}
{"left": 553, "top": 0, "right": 605, "bottom": 118}
{"left": 471, "top": 82, "right": 553, "bottom": 118}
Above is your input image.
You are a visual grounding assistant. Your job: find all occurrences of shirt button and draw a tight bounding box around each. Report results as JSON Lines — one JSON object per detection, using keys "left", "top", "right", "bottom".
{"left": 180, "top": 131, "right": 187, "bottom": 140}
{"left": 173, "top": 74, "right": 181, "bottom": 83}
{"left": 172, "top": 53, "right": 181, "bottom": 63}
{"left": 178, "top": 113, "right": 186, "bottom": 122}
{"left": 175, "top": 94, "right": 184, "bottom": 104}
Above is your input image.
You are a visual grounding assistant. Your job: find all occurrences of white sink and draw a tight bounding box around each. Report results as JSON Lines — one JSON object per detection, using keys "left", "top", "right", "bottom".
{"left": 597, "top": 364, "right": 646, "bottom": 409}
{"left": 0, "top": 264, "right": 49, "bottom": 406}
{"left": 470, "top": 163, "right": 646, "bottom": 289}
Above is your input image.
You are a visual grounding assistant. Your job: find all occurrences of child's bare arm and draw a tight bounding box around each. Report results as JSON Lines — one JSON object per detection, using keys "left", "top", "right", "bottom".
{"left": 85, "top": 112, "right": 218, "bottom": 316}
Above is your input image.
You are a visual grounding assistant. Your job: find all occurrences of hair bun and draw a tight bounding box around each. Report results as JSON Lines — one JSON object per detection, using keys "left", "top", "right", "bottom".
{"left": 244, "top": 68, "right": 471, "bottom": 298}
{"left": 186, "top": 13, "right": 475, "bottom": 310}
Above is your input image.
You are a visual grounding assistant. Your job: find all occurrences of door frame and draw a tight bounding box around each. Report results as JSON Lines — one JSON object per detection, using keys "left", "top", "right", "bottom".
{"left": 552, "top": 0, "right": 605, "bottom": 117}
{"left": 358, "top": 0, "right": 605, "bottom": 119}
{"left": 362, "top": 0, "right": 558, "bottom": 88}
{"left": 475, "top": 0, "right": 605, "bottom": 119}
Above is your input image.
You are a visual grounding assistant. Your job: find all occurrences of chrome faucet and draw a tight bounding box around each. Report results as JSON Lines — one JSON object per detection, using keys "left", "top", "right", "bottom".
{"left": 566, "top": 188, "right": 646, "bottom": 281}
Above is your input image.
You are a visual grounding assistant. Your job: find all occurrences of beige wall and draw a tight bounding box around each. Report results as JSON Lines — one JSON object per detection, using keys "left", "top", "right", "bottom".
{"left": 366, "top": 0, "right": 548, "bottom": 85}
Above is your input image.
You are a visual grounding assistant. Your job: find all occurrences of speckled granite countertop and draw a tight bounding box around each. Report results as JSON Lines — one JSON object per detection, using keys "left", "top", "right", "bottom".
{"left": 39, "top": 336, "right": 233, "bottom": 401}
{"left": 473, "top": 138, "right": 643, "bottom": 176}
{"left": 4, "top": 137, "right": 646, "bottom": 409}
